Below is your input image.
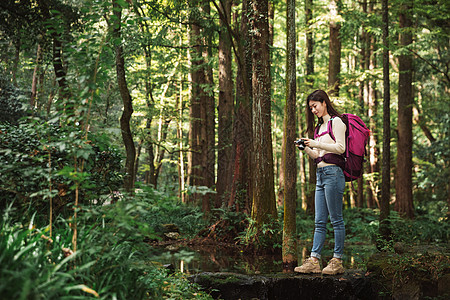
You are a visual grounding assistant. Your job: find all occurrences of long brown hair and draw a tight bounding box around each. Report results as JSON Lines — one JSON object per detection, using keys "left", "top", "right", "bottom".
{"left": 305, "top": 89, "right": 342, "bottom": 135}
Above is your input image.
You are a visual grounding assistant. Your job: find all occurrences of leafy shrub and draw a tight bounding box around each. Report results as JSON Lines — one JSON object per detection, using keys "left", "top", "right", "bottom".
{"left": 344, "top": 208, "right": 378, "bottom": 243}
{"left": 238, "top": 214, "right": 282, "bottom": 252}
{"left": 0, "top": 198, "right": 213, "bottom": 299}
{"left": 0, "top": 119, "right": 122, "bottom": 219}
{"left": 296, "top": 207, "right": 448, "bottom": 247}
{"left": 0, "top": 206, "right": 93, "bottom": 299}
{"left": 365, "top": 209, "right": 450, "bottom": 248}
{"left": 135, "top": 185, "right": 209, "bottom": 238}
{"left": 0, "top": 73, "right": 27, "bottom": 124}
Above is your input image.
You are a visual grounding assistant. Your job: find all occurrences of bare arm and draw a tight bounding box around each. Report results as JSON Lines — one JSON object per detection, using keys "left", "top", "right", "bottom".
{"left": 304, "top": 146, "right": 320, "bottom": 159}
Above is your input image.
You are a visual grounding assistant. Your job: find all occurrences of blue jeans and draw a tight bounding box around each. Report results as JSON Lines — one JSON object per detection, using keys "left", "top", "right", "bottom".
{"left": 310, "top": 165, "right": 346, "bottom": 259}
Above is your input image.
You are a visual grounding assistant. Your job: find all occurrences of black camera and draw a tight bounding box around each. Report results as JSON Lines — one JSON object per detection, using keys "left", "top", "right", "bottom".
{"left": 294, "top": 139, "right": 306, "bottom": 150}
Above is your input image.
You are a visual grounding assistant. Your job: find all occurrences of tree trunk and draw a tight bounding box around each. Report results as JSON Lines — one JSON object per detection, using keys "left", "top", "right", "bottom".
{"left": 187, "top": 20, "right": 203, "bottom": 203}
{"left": 357, "top": 72, "right": 364, "bottom": 208}
{"left": 250, "top": 0, "right": 277, "bottom": 226}
{"left": 328, "top": 0, "right": 341, "bottom": 97}
{"left": 202, "top": 0, "right": 216, "bottom": 212}
{"left": 268, "top": 0, "right": 274, "bottom": 65}
{"left": 379, "top": 0, "right": 391, "bottom": 242}
{"left": 53, "top": 38, "right": 71, "bottom": 102}
{"left": 306, "top": 158, "right": 316, "bottom": 215}
{"left": 367, "top": 2, "right": 380, "bottom": 208}
{"left": 216, "top": 0, "right": 234, "bottom": 208}
{"left": 277, "top": 117, "right": 285, "bottom": 207}
{"left": 177, "top": 89, "right": 186, "bottom": 202}
{"left": 31, "top": 43, "right": 42, "bottom": 108}
{"left": 12, "top": 39, "right": 20, "bottom": 87}
{"left": 113, "top": 1, "right": 135, "bottom": 192}
{"left": 395, "top": 2, "right": 414, "bottom": 219}
{"left": 229, "top": 0, "right": 253, "bottom": 214}
{"left": 298, "top": 109, "right": 307, "bottom": 210}
{"left": 187, "top": 3, "right": 210, "bottom": 214}
{"left": 358, "top": 0, "right": 368, "bottom": 207}
{"left": 154, "top": 120, "right": 171, "bottom": 188}
{"left": 305, "top": 0, "right": 314, "bottom": 87}
{"left": 134, "top": 139, "right": 143, "bottom": 183}
{"left": 305, "top": 0, "right": 315, "bottom": 214}
{"left": 177, "top": 46, "right": 186, "bottom": 202}
{"left": 282, "top": 0, "right": 297, "bottom": 269}
{"left": 143, "top": 47, "right": 156, "bottom": 187}
{"left": 39, "top": 0, "right": 71, "bottom": 104}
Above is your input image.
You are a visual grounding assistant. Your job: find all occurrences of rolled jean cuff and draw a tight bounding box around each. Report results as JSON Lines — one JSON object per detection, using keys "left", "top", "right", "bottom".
{"left": 311, "top": 252, "right": 321, "bottom": 259}
{"left": 333, "top": 253, "right": 343, "bottom": 259}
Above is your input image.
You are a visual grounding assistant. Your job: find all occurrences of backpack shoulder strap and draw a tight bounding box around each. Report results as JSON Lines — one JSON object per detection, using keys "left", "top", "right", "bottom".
{"left": 328, "top": 117, "right": 336, "bottom": 141}
{"left": 313, "top": 124, "right": 321, "bottom": 139}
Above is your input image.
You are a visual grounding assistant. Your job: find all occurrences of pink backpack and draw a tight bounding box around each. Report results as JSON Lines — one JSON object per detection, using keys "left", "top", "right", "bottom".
{"left": 315, "top": 114, "right": 370, "bottom": 182}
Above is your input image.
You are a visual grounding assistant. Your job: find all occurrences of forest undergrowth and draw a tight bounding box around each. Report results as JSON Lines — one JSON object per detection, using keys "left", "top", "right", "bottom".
{"left": 1, "top": 185, "right": 449, "bottom": 299}
{"left": 0, "top": 188, "right": 214, "bottom": 300}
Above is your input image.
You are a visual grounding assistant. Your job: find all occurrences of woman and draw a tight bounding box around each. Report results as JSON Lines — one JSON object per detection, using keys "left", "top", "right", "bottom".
{"left": 294, "top": 89, "right": 346, "bottom": 275}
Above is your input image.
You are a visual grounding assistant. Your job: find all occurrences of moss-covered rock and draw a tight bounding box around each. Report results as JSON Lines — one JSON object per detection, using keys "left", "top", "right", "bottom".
{"left": 190, "top": 270, "right": 377, "bottom": 300}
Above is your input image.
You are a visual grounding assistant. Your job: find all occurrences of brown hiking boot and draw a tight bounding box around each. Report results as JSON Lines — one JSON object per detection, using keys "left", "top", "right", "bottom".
{"left": 294, "top": 257, "right": 321, "bottom": 274}
{"left": 322, "top": 258, "right": 345, "bottom": 275}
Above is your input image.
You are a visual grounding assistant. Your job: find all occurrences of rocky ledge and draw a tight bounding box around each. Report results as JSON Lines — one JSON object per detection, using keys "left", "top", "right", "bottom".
{"left": 189, "top": 270, "right": 377, "bottom": 300}
{"left": 189, "top": 250, "right": 450, "bottom": 300}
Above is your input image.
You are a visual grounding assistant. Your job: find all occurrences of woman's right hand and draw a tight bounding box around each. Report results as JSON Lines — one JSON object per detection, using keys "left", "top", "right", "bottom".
{"left": 301, "top": 138, "right": 318, "bottom": 149}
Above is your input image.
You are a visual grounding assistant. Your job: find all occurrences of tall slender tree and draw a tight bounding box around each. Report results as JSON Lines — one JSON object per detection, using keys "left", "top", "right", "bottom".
{"left": 30, "top": 43, "right": 42, "bottom": 108}
{"left": 250, "top": 0, "right": 277, "bottom": 227}
{"left": 282, "top": 0, "right": 297, "bottom": 269}
{"left": 229, "top": 0, "right": 253, "bottom": 214}
{"left": 366, "top": 1, "right": 380, "bottom": 209}
{"left": 395, "top": 1, "right": 415, "bottom": 219}
{"left": 328, "top": 0, "right": 341, "bottom": 96}
{"left": 305, "top": 0, "right": 316, "bottom": 214}
{"left": 358, "top": 0, "right": 368, "bottom": 207}
{"left": 216, "top": 0, "right": 234, "bottom": 208}
{"left": 112, "top": 0, "right": 135, "bottom": 192}
{"left": 379, "top": 0, "right": 391, "bottom": 241}
{"left": 187, "top": 3, "right": 205, "bottom": 207}
{"left": 202, "top": 0, "right": 216, "bottom": 213}
{"left": 305, "top": 0, "right": 314, "bottom": 88}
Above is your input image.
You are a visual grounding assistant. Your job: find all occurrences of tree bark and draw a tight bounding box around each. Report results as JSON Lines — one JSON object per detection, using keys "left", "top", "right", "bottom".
{"left": 187, "top": 20, "right": 203, "bottom": 203}
{"left": 39, "top": 0, "right": 71, "bottom": 105}
{"left": 113, "top": 0, "right": 136, "bottom": 192}
{"left": 134, "top": 139, "right": 143, "bottom": 183}
{"left": 379, "top": 0, "right": 391, "bottom": 242}
{"left": 31, "top": 43, "right": 42, "bottom": 108}
{"left": 187, "top": 2, "right": 210, "bottom": 214}
{"left": 282, "top": 0, "right": 298, "bottom": 269}
{"left": 395, "top": 2, "right": 415, "bottom": 219}
{"left": 328, "top": 0, "right": 341, "bottom": 97}
{"left": 143, "top": 47, "right": 156, "bottom": 187}
{"left": 357, "top": 0, "right": 369, "bottom": 207}
{"left": 250, "top": 0, "right": 277, "bottom": 226}
{"left": 367, "top": 1, "right": 380, "bottom": 209}
{"left": 216, "top": 0, "right": 234, "bottom": 208}
{"left": 202, "top": 0, "right": 216, "bottom": 212}
{"left": 12, "top": 39, "right": 20, "bottom": 87}
{"left": 298, "top": 109, "right": 307, "bottom": 210}
{"left": 305, "top": 0, "right": 315, "bottom": 214}
{"left": 229, "top": 0, "right": 253, "bottom": 214}
{"left": 305, "top": 0, "right": 314, "bottom": 87}
{"left": 277, "top": 117, "right": 285, "bottom": 207}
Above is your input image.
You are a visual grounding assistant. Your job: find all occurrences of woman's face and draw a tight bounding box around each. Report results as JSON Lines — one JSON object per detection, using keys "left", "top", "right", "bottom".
{"left": 309, "top": 100, "right": 328, "bottom": 118}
